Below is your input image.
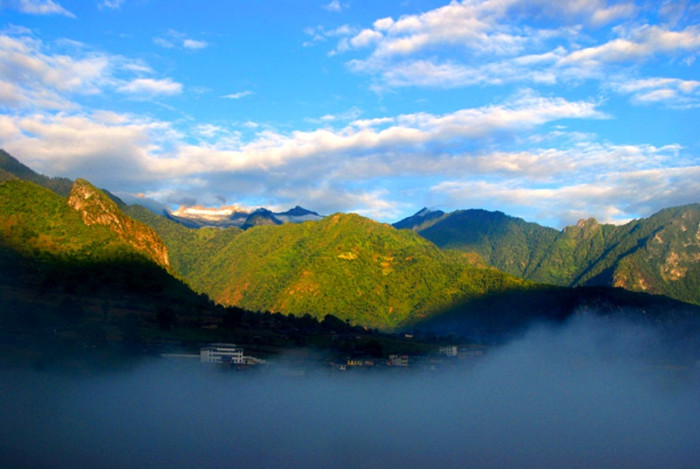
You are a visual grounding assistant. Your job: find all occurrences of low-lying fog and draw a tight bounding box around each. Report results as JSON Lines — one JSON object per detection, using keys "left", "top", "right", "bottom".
{"left": 2, "top": 314, "right": 698, "bottom": 468}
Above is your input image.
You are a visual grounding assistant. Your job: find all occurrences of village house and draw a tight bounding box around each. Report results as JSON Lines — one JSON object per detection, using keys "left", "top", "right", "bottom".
{"left": 200, "top": 343, "right": 244, "bottom": 365}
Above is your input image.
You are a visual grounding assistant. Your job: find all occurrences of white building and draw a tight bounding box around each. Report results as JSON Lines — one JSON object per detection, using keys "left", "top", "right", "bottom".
{"left": 438, "top": 345, "right": 458, "bottom": 357}
{"left": 388, "top": 354, "right": 408, "bottom": 367}
{"left": 200, "top": 343, "right": 244, "bottom": 365}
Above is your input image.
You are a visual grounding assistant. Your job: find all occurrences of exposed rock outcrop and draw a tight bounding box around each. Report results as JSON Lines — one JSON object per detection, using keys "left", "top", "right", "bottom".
{"left": 68, "top": 179, "right": 170, "bottom": 269}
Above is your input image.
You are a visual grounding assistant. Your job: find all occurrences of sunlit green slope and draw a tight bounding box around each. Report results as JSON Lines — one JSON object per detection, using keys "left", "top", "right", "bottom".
{"left": 136, "top": 211, "right": 530, "bottom": 330}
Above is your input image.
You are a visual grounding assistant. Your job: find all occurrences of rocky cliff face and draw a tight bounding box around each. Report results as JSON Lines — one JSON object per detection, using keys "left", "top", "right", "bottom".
{"left": 68, "top": 179, "right": 170, "bottom": 269}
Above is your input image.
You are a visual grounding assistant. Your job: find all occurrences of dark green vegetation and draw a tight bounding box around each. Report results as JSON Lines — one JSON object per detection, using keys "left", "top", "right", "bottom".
{"left": 396, "top": 207, "right": 700, "bottom": 306}
{"left": 124, "top": 203, "right": 243, "bottom": 283}
{"left": 421, "top": 285, "right": 699, "bottom": 352}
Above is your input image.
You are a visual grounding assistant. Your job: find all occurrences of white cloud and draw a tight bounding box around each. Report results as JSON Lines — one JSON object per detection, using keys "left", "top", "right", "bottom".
{"left": 153, "top": 37, "right": 174, "bottom": 48}
{"left": 350, "top": 29, "right": 383, "bottom": 49}
{"left": 0, "top": 31, "right": 185, "bottom": 110}
{"left": 322, "top": 0, "right": 347, "bottom": 13}
{"left": 434, "top": 172, "right": 666, "bottom": 227}
{"left": 154, "top": 31, "right": 210, "bottom": 51}
{"left": 99, "top": 0, "right": 125, "bottom": 9}
{"left": 195, "top": 124, "right": 226, "bottom": 139}
{"left": 309, "top": 106, "right": 362, "bottom": 124}
{"left": 117, "top": 78, "right": 183, "bottom": 96}
{"left": 2, "top": 85, "right": 694, "bottom": 226}
{"left": 183, "top": 39, "right": 209, "bottom": 50}
{"left": 8, "top": 0, "right": 75, "bottom": 17}
{"left": 0, "top": 33, "right": 113, "bottom": 109}
{"left": 339, "top": 0, "right": 624, "bottom": 59}
{"left": 610, "top": 76, "right": 700, "bottom": 108}
{"left": 0, "top": 112, "right": 175, "bottom": 187}
{"left": 561, "top": 25, "right": 700, "bottom": 66}
{"left": 242, "top": 121, "right": 259, "bottom": 129}
{"left": 222, "top": 90, "right": 253, "bottom": 99}
{"left": 304, "top": 24, "right": 356, "bottom": 48}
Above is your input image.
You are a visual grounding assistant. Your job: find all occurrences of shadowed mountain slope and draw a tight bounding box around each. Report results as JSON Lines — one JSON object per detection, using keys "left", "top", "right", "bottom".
{"left": 396, "top": 205, "right": 700, "bottom": 306}
{"left": 0, "top": 149, "right": 73, "bottom": 196}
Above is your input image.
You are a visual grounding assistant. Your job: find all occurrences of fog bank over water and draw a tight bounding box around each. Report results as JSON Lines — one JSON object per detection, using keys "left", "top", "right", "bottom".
{"left": 1, "top": 315, "right": 698, "bottom": 468}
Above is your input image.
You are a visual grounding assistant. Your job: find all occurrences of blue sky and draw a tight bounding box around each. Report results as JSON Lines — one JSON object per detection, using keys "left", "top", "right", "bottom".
{"left": 1, "top": 0, "right": 698, "bottom": 227}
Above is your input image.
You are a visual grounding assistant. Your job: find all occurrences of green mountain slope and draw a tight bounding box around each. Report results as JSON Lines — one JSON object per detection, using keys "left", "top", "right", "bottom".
{"left": 397, "top": 205, "right": 700, "bottom": 306}
{"left": 405, "top": 209, "right": 559, "bottom": 278}
{"left": 0, "top": 149, "right": 73, "bottom": 196}
{"left": 67, "top": 179, "right": 170, "bottom": 269}
{"left": 124, "top": 204, "right": 242, "bottom": 281}
{"left": 0, "top": 179, "right": 135, "bottom": 263}
{"left": 137, "top": 210, "right": 530, "bottom": 330}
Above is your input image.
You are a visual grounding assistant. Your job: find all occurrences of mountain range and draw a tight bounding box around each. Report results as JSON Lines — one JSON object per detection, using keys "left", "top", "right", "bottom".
{"left": 394, "top": 206, "right": 700, "bottom": 307}
{"left": 1, "top": 150, "right": 698, "bottom": 343}
{"left": 164, "top": 203, "right": 323, "bottom": 229}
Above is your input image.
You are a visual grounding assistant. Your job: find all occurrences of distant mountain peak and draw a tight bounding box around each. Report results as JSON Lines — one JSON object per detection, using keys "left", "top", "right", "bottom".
{"left": 241, "top": 209, "right": 282, "bottom": 230}
{"left": 277, "top": 205, "right": 320, "bottom": 217}
{"left": 252, "top": 207, "right": 273, "bottom": 214}
{"left": 393, "top": 207, "right": 445, "bottom": 231}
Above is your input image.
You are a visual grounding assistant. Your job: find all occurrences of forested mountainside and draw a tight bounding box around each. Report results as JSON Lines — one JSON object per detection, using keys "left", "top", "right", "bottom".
{"left": 396, "top": 206, "right": 700, "bottom": 306}
{"left": 129, "top": 205, "right": 530, "bottom": 330}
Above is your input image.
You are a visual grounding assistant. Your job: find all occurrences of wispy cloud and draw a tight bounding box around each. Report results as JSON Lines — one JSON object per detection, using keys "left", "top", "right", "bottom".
{"left": 0, "top": 33, "right": 111, "bottom": 109}
{"left": 307, "top": 106, "right": 362, "bottom": 124}
{"left": 303, "top": 24, "right": 355, "bottom": 48}
{"left": 322, "top": 1, "right": 347, "bottom": 13}
{"left": 183, "top": 38, "right": 208, "bottom": 50}
{"left": 6, "top": 0, "right": 75, "bottom": 18}
{"left": 154, "top": 30, "right": 209, "bottom": 51}
{"left": 99, "top": 0, "right": 125, "bottom": 10}
{"left": 117, "top": 78, "right": 183, "bottom": 96}
{"left": 561, "top": 25, "right": 700, "bottom": 67}
{"left": 222, "top": 90, "right": 253, "bottom": 99}
{"left": 0, "top": 30, "right": 184, "bottom": 109}
{"left": 609, "top": 76, "right": 700, "bottom": 108}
